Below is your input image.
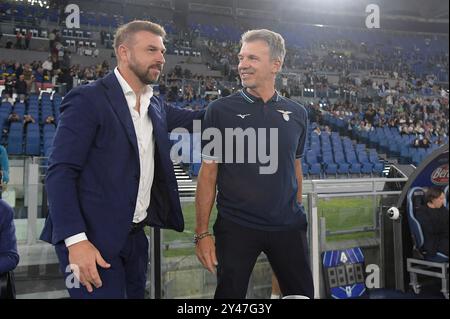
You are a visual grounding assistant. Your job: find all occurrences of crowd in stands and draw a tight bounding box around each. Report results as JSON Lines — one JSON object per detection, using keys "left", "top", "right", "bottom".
{"left": 321, "top": 94, "right": 448, "bottom": 143}
{"left": 0, "top": 58, "right": 113, "bottom": 98}
{"left": 0, "top": 5, "right": 448, "bottom": 165}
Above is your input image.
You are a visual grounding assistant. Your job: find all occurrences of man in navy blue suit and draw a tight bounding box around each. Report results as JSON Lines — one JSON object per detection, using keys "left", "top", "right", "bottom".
{"left": 40, "top": 20, "right": 205, "bottom": 299}
{"left": 0, "top": 200, "right": 19, "bottom": 275}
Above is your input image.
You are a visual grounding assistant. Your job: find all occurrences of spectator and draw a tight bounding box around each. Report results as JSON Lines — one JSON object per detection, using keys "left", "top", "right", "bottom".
{"left": 25, "top": 31, "right": 32, "bottom": 50}
{"left": 48, "top": 29, "right": 56, "bottom": 52}
{"left": 412, "top": 137, "right": 430, "bottom": 148}
{"left": 3, "top": 76, "right": 14, "bottom": 99}
{"left": 13, "top": 62, "right": 23, "bottom": 78}
{"left": 42, "top": 56, "right": 53, "bottom": 72}
{"left": 312, "top": 125, "right": 321, "bottom": 136}
{"left": 23, "top": 114, "right": 36, "bottom": 127}
{"left": 7, "top": 113, "right": 20, "bottom": 124}
{"left": 100, "top": 30, "right": 106, "bottom": 45}
{"left": 51, "top": 54, "right": 60, "bottom": 71}
{"left": 421, "top": 137, "right": 430, "bottom": 148}
{"left": 14, "top": 32, "right": 23, "bottom": 50}
{"left": 14, "top": 74, "right": 27, "bottom": 100}
{"left": 364, "top": 104, "right": 376, "bottom": 124}
{"left": 57, "top": 68, "right": 73, "bottom": 93}
{"left": 44, "top": 115, "right": 55, "bottom": 126}
{"left": 33, "top": 67, "right": 44, "bottom": 86}
{"left": 22, "top": 64, "right": 33, "bottom": 94}
{"left": 61, "top": 50, "right": 71, "bottom": 70}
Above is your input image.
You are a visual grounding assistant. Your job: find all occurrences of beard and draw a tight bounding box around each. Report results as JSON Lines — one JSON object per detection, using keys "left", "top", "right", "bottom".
{"left": 129, "top": 58, "right": 162, "bottom": 85}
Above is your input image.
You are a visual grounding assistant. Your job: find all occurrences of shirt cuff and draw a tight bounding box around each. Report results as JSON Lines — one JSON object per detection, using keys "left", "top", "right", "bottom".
{"left": 64, "top": 233, "right": 88, "bottom": 247}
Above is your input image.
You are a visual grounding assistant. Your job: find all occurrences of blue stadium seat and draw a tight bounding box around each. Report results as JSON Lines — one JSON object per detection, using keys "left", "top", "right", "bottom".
{"left": 349, "top": 163, "right": 361, "bottom": 175}
{"left": 306, "top": 150, "right": 318, "bottom": 165}
{"left": 407, "top": 187, "right": 448, "bottom": 263}
{"left": 373, "top": 162, "right": 384, "bottom": 175}
{"left": 309, "top": 163, "right": 321, "bottom": 177}
{"left": 301, "top": 162, "right": 309, "bottom": 177}
{"left": 7, "top": 123, "right": 24, "bottom": 155}
{"left": 324, "top": 163, "right": 338, "bottom": 176}
{"left": 361, "top": 162, "right": 374, "bottom": 175}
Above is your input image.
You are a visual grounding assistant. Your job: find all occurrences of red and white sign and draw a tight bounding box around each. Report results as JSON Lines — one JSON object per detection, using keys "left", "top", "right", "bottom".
{"left": 431, "top": 164, "right": 449, "bottom": 185}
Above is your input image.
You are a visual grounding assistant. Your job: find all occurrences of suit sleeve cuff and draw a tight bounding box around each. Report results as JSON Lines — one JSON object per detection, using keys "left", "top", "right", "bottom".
{"left": 64, "top": 233, "right": 88, "bottom": 247}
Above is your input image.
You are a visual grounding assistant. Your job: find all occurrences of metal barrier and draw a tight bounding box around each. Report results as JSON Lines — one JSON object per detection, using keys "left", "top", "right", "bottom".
{"left": 12, "top": 160, "right": 408, "bottom": 298}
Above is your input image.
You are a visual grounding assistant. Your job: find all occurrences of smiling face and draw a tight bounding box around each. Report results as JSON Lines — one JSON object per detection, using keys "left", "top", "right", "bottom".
{"left": 119, "top": 30, "right": 166, "bottom": 85}
{"left": 238, "top": 40, "right": 281, "bottom": 92}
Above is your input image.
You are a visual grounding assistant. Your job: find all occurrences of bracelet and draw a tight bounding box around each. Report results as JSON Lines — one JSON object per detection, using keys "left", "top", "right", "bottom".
{"left": 194, "top": 231, "right": 212, "bottom": 244}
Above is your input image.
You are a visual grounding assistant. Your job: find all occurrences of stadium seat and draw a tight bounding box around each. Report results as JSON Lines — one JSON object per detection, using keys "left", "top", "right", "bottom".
{"left": 7, "top": 123, "right": 24, "bottom": 155}
{"left": 324, "top": 163, "right": 338, "bottom": 177}
{"left": 349, "top": 163, "right": 361, "bottom": 175}
{"left": 308, "top": 163, "right": 321, "bottom": 177}
{"left": 373, "top": 162, "right": 385, "bottom": 176}
{"left": 301, "top": 162, "right": 309, "bottom": 177}
{"left": 361, "top": 162, "right": 374, "bottom": 175}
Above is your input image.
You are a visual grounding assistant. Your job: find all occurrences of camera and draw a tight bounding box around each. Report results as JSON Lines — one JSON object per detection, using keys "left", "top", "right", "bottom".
{"left": 387, "top": 207, "right": 400, "bottom": 220}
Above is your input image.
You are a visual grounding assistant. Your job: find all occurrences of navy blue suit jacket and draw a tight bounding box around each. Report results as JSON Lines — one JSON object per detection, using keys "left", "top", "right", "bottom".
{"left": 0, "top": 200, "right": 19, "bottom": 274}
{"left": 40, "top": 72, "right": 204, "bottom": 259}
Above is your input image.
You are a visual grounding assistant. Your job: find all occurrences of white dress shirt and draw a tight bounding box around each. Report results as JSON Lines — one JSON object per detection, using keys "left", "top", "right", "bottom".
{"left": 64, "top": 67, "right": 155, "bottom": 247}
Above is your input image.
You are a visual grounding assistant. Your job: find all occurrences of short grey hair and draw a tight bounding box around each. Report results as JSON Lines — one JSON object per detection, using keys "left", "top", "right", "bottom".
{"left": 241, "top": 29, "right": 286, "bottom": 65}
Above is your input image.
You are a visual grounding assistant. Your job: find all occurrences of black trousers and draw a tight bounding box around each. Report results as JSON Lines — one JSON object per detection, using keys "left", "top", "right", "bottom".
{"left": 213, "top": 215, "right": 314, "bottom": 299}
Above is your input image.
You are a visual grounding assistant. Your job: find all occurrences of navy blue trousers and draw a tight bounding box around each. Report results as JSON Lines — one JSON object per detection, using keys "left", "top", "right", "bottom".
{"left": 213, "top": 215, "right": 314, "bottom": 299}
{"left": 55, "top": 229, "right": 148, "bottom": 299}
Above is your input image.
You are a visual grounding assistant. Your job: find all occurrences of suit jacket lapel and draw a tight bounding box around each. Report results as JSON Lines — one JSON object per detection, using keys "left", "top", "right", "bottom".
{"left": 102, "top": 73, "right": 140, "bottom": 161}
{"left": 147, "top": 98, "right": 164, "bottom": 143}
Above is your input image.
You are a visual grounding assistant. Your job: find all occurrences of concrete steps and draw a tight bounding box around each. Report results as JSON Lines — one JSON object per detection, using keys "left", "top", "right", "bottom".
{"left": 174, "top": 162, "right": 197, "bottom": 198}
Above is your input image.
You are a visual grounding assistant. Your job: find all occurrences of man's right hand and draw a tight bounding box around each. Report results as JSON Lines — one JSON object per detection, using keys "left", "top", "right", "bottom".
{"left": 195, "top": 236, "right": 218, "bottom": 274}
{"left": 67, "top": 240, "right": 111, "bottom": 293}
